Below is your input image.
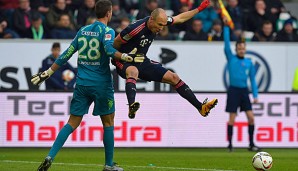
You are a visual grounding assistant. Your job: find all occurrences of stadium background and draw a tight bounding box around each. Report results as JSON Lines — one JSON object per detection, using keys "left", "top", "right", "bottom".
{"left": 1, "top": 40, "right": 298, "bottom": 148}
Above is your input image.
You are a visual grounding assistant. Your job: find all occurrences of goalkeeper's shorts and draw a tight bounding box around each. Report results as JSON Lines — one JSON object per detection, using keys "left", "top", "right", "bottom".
{"left": 112, "top": 58, "right": 168, "bottom": 82}
{"left": 70, "top": 84, "right": 115, "bottom": 116}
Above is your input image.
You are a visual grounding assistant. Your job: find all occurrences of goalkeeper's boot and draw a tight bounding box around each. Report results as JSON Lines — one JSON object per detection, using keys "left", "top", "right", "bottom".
{"left": 37, "top": 156, "right": 52, "bottom": 171}
{"left": 128, "top": 102, "right": 140, "bottom": 119}
{"left": 103, "top": 162, "right": 124, "bottom": 171}
{"left": 198, "top": 98, "right": 218, "bottom": 117}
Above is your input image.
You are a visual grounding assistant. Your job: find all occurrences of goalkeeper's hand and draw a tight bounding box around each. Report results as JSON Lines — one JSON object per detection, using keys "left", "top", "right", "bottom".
{"left": 31, "top": 68, "right": 54, "bottom": 86}
{"left": 121, "top": 48, "right": 145, "bottom": 63}
{"left": 197, "top": 0, "right": 210, "bottom": 12}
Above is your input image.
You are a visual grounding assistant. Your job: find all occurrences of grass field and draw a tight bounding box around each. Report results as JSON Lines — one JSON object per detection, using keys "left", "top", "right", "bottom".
{"left": 0, "top": 148, "right": 297, "bottom": 171}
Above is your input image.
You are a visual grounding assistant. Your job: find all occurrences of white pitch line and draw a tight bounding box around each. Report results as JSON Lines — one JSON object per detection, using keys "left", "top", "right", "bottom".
{"left": 0, "top": 160, "right": 238, "bottom": 171}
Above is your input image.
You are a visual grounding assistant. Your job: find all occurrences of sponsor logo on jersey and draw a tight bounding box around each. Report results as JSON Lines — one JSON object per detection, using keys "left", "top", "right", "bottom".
{"left": 141, "top": 35, "right": 145, "bottom": 39}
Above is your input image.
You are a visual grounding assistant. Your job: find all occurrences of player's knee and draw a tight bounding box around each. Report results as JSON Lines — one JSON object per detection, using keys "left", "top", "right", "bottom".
{"left": 168, "top": 72, "right": 180, "bottom": 84}
{"left": 126, "top": 66, "right": 139, "bottom": 78}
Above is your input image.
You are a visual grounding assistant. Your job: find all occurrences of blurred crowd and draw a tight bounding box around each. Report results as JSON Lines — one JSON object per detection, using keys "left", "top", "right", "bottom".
{"left": 1, "top": 0, "right": 298, "bottom": 42}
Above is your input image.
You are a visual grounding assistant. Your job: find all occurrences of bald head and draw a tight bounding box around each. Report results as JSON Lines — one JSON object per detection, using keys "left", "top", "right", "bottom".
{"left": 151, "top": 8, "right": 167, "bottom": 21}
{"left": 148, "top": 8, "right": 168, "bottom": 34}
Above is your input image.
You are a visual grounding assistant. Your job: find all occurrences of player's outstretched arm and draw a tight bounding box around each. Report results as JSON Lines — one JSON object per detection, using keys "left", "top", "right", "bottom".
{"left": 172, "top": 0, "right": 210, "bottom": 24}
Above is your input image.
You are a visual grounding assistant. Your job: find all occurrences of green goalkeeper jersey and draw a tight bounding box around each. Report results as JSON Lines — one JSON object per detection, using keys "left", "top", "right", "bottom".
{"left": 55, "top": 21, "right": 117, "bottom": 86}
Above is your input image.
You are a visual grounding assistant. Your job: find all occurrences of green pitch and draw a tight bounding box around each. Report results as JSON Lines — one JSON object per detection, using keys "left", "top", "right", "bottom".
{"left": 0, "top": 148, "right": 297, "bottom": 171}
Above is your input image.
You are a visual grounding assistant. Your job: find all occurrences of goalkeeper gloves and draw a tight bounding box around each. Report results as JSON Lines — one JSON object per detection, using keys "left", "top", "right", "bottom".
{"left": 121, "top": 48, "right": 145, "bottom": 63}
{"left": 197, "top": 0, "right": 210, "bottom": 12}
{"left": 31, "top": 68, "right": 54, "bottom": 86}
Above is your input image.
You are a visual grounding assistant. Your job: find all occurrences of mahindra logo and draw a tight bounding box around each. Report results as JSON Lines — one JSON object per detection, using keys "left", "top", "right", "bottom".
{"left": 7, "top": 121, "right": 161, "bottom": 142}
{"left": 228, "top": 122, "right": 297, "bottom": 142}
{"left": 223, "top": 51, "right": 271, "bottom": 91}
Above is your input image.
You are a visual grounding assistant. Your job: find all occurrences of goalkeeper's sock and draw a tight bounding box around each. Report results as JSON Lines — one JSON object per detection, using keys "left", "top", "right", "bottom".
{"left": 248, "top": 124, "right": 255, "bottom": 147}
{"left": 48, "top": 124, "right": 74, "bottom": 160}
{"left": 126, "top": 77, "right": 137, "bottom": 105}
{"left": 227, "top": 124, "right": 233, "bottom": 146}
{"left": 103, "top": 126, "right": 114, "bottom": 166}
{"left": 174, "top": 80, "right": 202, "bottom": 109}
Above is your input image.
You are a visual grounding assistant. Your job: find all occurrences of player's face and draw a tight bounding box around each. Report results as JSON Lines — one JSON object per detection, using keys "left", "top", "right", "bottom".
{"left": 107, "top": 8, "right": 112, "bottom": 22}
{"left": 236, "top": 43, "right": 246, "bottom": 57}
{"left": 150, "top": 15, "right": 167, "bottom": 34}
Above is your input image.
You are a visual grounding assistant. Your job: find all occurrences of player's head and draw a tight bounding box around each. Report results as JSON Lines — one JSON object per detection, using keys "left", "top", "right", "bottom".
{"left": 148, "top": 8, "right": 167, "bottom": 34}
{"left": 235, "top": 39, "right": 246, "bottom": 58}
{"left": 95, "top": 0, "right": 112, "bottom": 21}
{"left": 51, "top": 42, "right": 61, "bottom": 59}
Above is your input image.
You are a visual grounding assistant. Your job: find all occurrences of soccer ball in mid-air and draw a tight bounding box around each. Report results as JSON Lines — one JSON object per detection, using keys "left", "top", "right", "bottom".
{"left": 252, "top": 152, "right": 273, "bottom": 170}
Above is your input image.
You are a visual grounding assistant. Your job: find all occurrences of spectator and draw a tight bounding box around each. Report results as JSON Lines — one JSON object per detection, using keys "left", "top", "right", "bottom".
{"left": 231, "top": 24, "right": 243, "bottom": 41}
{"left": 12, "top": 0, "right": 36, "bottom": 38}
{"left": 26, "top": 11, "right": 50, "bottom": 39}
{"left": 85, "top": 16, "right": 97, "bottom": 25}
{"left": 170, "top": 3, "right": 192, "bottom": 34}
{"left": 264, "top": 0, "right": 286, "bottom": 29}
{"left": 155, "top": 26, "right": 176, "bottom": 40}
{"left": 136, "top": 0, "right": 158, "bottom": 20}
{"left": 246, "top": 0, "right": 273, "bottom": 32}
{"left": 139, "top": 0, "right": 166, "bottom": 10}
{"left": 42, "top": 42, "right": 76, "bottom": 91}
{"left": 120, "top": 0, "right": 139, "bottom": 13}
{"left": 183, "top": 19, "right": 208, "bottom": 41}
{"left": 226, "top": 0, "right": 243, "bottom": 32}
{"left": 115, "top": 17, "right": 130, "bottom": 35}
{"left": 275, "top": 19, "right": 298, "bottom": 42}
{"left": 180, "top": 0, "right": 193, "bottom": 9}
{"left": 252, "top": 20, "right": 275, "bottom": 42}
{"left": 0, "top": 11, "right": 19, "bottom": 38}
{"left": 0, "top": 0, "right": 19, "bottom": 10}
{"left": 51, "top": 14, "right": 77, "bottom": 39}
{"left": 46, "top": 0, "right": 76, "bottom": 29}
{"left": 77, "top": 0, "right": 96, "bottom": 28}
{"left": 30, "top": 0, "right": 50, "bottom": 14}
{"left": 208, "top": 19, "right": 223, "bottom": 41}
{"left": 193, "top": 0, "right": 218, "bottom": 33}
{"left": 109, "top": 0, "right": 129, "bottom": 30}
{"left": 238, "top": 0, "right": 254, "bottom": 30}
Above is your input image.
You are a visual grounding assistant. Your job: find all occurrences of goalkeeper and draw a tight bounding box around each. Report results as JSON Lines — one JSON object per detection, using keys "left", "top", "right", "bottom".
{"left": 112, "top": 0, "right": 218, "bottom": 119}
{"left": 31, "top": 0, "right": 144, "bottom": 171}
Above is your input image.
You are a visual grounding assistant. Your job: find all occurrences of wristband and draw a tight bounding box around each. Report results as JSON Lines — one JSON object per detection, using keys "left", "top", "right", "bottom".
{"left": 47, "top": 68, "right": 55, "bottom": 76}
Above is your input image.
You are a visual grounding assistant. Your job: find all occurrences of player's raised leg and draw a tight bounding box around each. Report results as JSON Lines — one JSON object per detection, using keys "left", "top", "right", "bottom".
{"left": 125, "top": 66, "right": 140, "bottom": 119}
{"left": 162, "top": 71, "right": 218, "bottom": 117}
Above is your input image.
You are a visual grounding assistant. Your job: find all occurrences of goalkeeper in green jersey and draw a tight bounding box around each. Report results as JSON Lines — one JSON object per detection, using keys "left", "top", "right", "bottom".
{"left": 31, "top": 1, "right": 144, "bottom": 171}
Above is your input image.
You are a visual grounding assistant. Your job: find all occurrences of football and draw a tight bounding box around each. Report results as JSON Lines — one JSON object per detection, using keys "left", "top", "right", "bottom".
{"left": 252, "top": 152, "right": 273, "bottom": 171}
{"left": 62, "top": 69, "right": 75, "bottom": 82}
